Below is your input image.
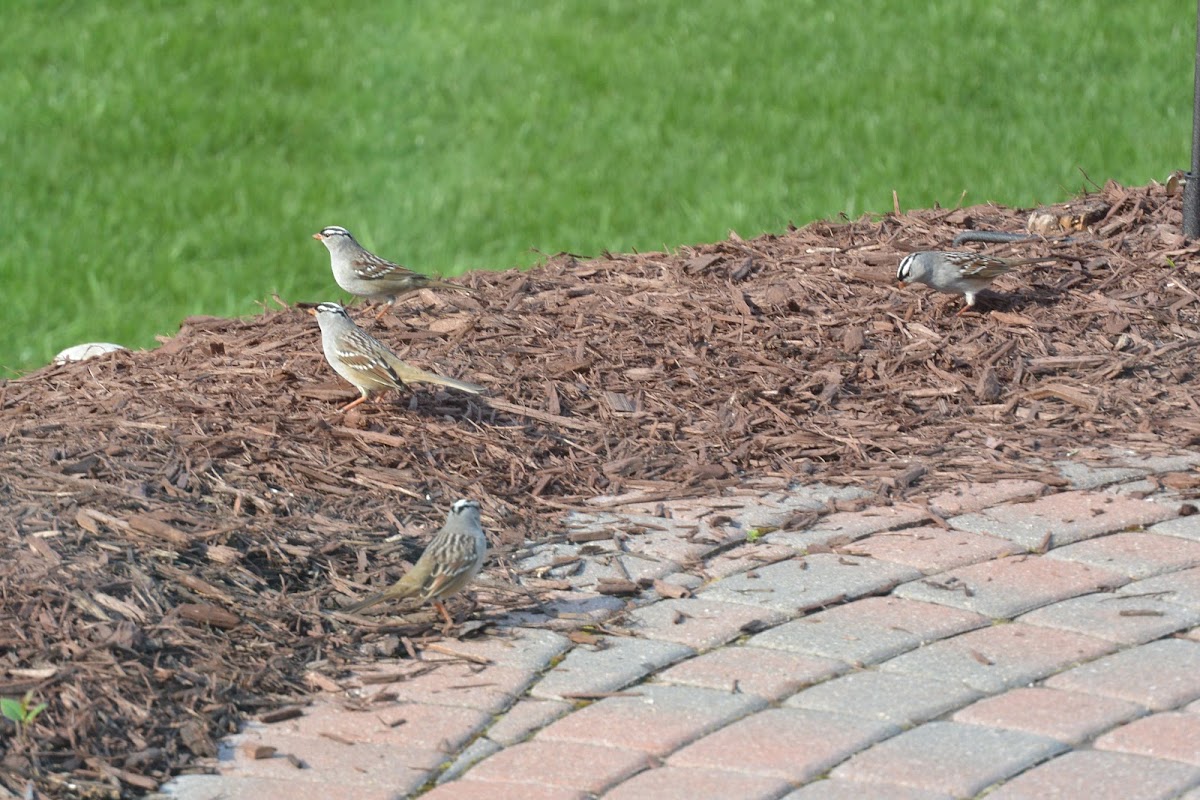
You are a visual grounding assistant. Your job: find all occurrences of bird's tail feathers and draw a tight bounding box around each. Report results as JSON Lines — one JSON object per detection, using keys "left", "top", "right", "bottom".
{"left": 426, "top": 279, "right": 478, "bottom": 296}
{"left": 340, "top": 591, "right": 388, "bottom": 615}
{"left": 383, "top": 352, "right": 487, "bottom": 395}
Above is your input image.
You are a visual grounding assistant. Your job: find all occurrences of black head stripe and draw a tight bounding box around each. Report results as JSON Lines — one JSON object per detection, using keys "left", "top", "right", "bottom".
{"left": 451, "top": 499, "right": 479, "bottom": 514}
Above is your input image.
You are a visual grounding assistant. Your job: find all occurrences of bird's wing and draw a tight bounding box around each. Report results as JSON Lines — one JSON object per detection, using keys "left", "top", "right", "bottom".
{"left": 351, "top": 254, "right": 420, "bottom": 282}
{"left": 335, "top": 329, "right": 405, "bottom": 388}
{"left": 958, "top": 256, "right": 1014, "bottom": 280}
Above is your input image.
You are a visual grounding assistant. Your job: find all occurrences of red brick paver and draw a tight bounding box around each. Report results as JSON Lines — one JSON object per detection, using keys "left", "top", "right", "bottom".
{"left": 458, "top": 740, "right": 652, "bottom": 794}
{"left": 951, "top": 687, "right": 1144, "bottom": 745}
{"left": 422, "top": 780, "right": 590, "bottom": 800}
{"left": 949, "top": 490, "right": 1175, "bottom": 549}
{"left": 604, "top": 766, "right": 791, "bottom": 800}
{"left": 667, "top": 708, "right": 896, "bottom": 783}
{"left": 535, "top": 684, "right": 763, "bottom": 756}
{"left": 1045, "top": 639, "right": 1200, "bottom": 710}
{"left": 986, "top": 750, "right": 1200, "bottom": 800}
{"left": 353, "top": 661, "right": 536, "bottom": 714}
{"left": 221, "top": 731, "right": 440, "bottom": 796}
{"left": 928, "top": 479, "right": 1046, "bottom": 517}
{"left": 839, "top": 525, "right": 1022, "bottom": 574}
{"left": 1095, "top": 712, "right": 1200, "bottom": 765}
{"left": 164, "top": 775, "right": 415, "bottom": 800}
{"left": 277, "top": 699, "right": 490, "bottom": 751}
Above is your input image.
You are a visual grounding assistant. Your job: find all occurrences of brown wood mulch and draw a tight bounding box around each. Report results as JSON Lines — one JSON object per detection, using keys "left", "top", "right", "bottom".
{"left": 2, "top": 179, "right": 1200, "bottom": 796}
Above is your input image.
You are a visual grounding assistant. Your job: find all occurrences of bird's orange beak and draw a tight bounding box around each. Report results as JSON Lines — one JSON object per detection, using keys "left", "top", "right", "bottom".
{"left": 897, "top": 281, "right": 907, "bottom": 288}
{"left": 307, "top": 308, "right": 318, "bottom": 316}
{"left": 312, "top": 233, "right": 324, "bottom": 240}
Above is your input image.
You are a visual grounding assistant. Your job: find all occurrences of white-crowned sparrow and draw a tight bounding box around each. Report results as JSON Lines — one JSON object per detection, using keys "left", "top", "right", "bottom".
{"left": 313, "top": 226, "right": 476, "bottom": 319}
{"left": 340, "top": 499, "right": 488, "bottom": 627}
{"left": 309, "top": 302, "right": 485, "bottom": 411}
{"left": 896, "top": 251, "right": 1057, "bottom": 313}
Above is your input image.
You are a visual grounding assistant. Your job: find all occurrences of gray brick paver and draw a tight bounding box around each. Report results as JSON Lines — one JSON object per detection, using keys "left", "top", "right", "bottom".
{"left": 699, "top": 552, "right": 920, "bottom": 614}
{"left": 656, "top": 644, "right": 848, "bottom": 701}
{"left": 436, "top": 737, "right": 502, "bottom": 785}
{"left": 893, "top": 554, "right": 1127, "bottom": 618}
{"left": 785, "top": 670, "right": 982, "bottom": 726}
{"left": 1054, "top": 462, "right": 1148, "bottom": 490}
{"left": 1044, "top": 639, "right": 1200, "bottom": 710}
{"left": 765, "top": 505, "right": 933, "bottom": 551}
{"left": 424, "top": 628, "right": 571, "bottom": 671}
{"left": 1018, "top": 592, "right": 1200, "bottom": 645}
{"left": 1044, "top": 531, "right": 1200, "bottom": 580}
{"left": 528, "top": 636, "right": 694, "bottom": 700}
{"left": 623, "top": 596, "right": 787, "bottom": 651}
{"left": 1115, "top": 566, "right": 1200, "bottom": 609}
{"left": 1148, "top": 515, "right": 1200, "bottom": 542}
{"left": 484, "top": 697, "right": 573, "bottom": 746}
{"left": 749, "top": 595, "right": 986, "bottom": 665}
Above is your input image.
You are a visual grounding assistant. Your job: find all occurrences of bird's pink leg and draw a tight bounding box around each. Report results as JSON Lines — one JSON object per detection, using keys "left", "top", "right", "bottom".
{"left": 434, "top": 600, "right": 454, "bottom": 629}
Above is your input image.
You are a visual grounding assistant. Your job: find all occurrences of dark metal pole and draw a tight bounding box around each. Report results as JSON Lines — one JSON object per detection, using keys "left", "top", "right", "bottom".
{"left": 1183, "top": 0, "right": 1200, "bottom": 238}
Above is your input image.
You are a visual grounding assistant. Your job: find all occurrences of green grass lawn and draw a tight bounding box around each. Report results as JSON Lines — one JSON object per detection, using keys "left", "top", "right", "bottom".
{"left": 0, "top": 0, "right": 1193, "bottom": 373}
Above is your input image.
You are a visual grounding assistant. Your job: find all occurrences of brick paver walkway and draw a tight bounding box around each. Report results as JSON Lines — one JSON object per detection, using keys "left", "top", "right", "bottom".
{"left": 157, "top": 449, "right": 1200, "bottom": 800}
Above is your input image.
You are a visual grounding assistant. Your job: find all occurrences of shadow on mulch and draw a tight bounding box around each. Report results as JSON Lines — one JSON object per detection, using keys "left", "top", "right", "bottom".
{"left": 2, "top": 180, "right": 1199, "bottom": 796}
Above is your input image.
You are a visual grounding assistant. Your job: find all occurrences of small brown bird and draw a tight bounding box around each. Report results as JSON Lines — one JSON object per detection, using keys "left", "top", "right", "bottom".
{"left": 309, "top": 302, "right": 485, "bottom": 412}
{"left": 341, "top": 499, "right": 488, "bottom": 627}
{"left": 313, "top": 225, "right": 476, "bottom": 320}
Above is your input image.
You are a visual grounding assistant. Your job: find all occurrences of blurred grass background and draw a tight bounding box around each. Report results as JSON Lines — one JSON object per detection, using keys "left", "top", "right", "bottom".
{"left": 0, "top": 0, "right": 1193, "bottom": 374}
